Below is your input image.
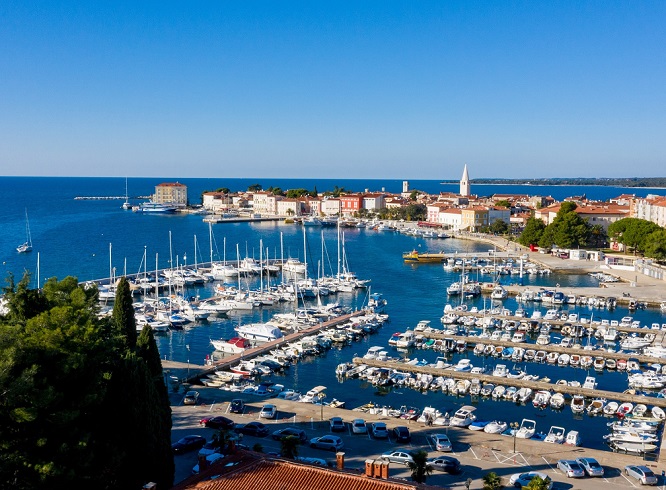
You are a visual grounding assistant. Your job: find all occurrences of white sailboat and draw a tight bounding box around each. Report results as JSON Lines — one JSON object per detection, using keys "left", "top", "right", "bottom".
{"left": 17, "top": 209, "right": 33, "bottom": 253}
{"left": 121, "top": 177, "right": 132, "bottom": 210}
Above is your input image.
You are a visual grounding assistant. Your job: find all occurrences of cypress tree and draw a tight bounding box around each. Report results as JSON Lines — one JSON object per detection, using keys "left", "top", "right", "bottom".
{"left": 111, "top": 277, "right": 136, "bottom": 349}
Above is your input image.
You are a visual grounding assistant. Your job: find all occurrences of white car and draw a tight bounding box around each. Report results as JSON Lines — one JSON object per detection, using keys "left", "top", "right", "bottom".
{"left": 192, "top": 452, "right": 225, "bottom": 474}
{"left": 624, "top": 465, "right": 658, "bottom": 485}
{"left": 429, "top": 433, "right": 452, "bottom": 452}
{"left": 259, "top": 404, "right": 277, "bottom": 419}
{"left": 352, "top": 418, "right": 367, "bottom": 434}
{"left": 508, "top": 471, "right": 552, "bottom": 489}
{"left": 371, "top": 422, "right": 389, "bottom": 439}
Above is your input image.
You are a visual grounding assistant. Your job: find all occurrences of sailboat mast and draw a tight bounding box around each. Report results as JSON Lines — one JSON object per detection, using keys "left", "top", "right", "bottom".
{"left": 337, "top": 219, "right": 341, "bottom": 279}
{"left": 303, "top": 226, "right": 307, "bottom": 281}
{"left": 208, "top": 222, "right": 213, "bottom": 265}
{"left": 259, "top": 238, "right": 264, "bottom": 293}
{"left": 280, "top": 232, "right": 284, "bottom": 287}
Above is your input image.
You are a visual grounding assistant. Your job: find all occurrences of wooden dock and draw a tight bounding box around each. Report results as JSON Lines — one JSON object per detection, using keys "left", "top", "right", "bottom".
{"left": 353, "top": 358, "right": 666, "bottom": 408}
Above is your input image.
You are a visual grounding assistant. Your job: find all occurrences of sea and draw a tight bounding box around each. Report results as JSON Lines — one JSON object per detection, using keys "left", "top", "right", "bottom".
{"left": 2, "top": 176, "right": 666, "bottom": 452}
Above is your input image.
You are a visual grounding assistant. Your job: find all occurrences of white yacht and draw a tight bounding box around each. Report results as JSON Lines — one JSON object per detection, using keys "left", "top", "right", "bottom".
{"left": 449, "top": 405, "right": 477, "bottom": 427}
{"left": 235, "top": 323, "right": 283, "bottom": 342}
{"left": 514, "top": 419, "right": 536, "bottom": 439}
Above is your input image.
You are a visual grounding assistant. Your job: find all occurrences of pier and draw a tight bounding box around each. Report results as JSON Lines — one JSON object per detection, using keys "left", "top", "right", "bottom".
{"left": 170, "top": 311, "right": 365, "bottom": 383}
{"left": 353, "top": 357, "right": 666, "bottom": 408}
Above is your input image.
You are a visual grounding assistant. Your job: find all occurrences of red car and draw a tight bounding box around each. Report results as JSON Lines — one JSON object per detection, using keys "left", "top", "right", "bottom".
{"left": 200, "top": 416, "right": 235, "bottom": 430}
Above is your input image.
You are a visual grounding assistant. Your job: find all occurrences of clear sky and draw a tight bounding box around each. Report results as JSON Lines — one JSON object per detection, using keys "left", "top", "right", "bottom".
{"left": 1, "top": 1, "right": 664, "bottom": 180}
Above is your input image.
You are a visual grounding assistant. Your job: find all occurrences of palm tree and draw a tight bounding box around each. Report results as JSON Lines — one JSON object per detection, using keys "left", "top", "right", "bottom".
{"left": 407, "top": 449, "right": 432, "bottom": 483}
{"left": 525, "top": 475, "right": 550, "bottom": 490}
{"left": 482, "top": 471, "right": 503, "bottom": 489}
{"left": 212, "top": 428, "right": 235, "bottom": 454}
{"left": 279, "top": 435, "right": 300, "bottom": 459}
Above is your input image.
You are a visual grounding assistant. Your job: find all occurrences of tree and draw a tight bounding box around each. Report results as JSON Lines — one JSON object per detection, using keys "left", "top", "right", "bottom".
{"left": 644, "top": 229, "right": 666, "bottom": 261}
{"left": 279, "top": 435, "right": 300, "bottom": 459}
{"left": 482, "top": 471, "right": 503, "bottom": 489}
{"left": 495, "top": 199, "right": 511, "bottom": 208}
{"left": 588, "top": 224, "right": 608, "bottom": 249}
{"left": 112, "top": 277, "right": 136, "bottom": 349}
{"left": 409, "top": 190, "right": 419, "bottom": 201}
{"left": 518, "top": 217, "right": 546, "bottom": 247}
{"left": 407, "top": 450, "right": 432, "bottom": 483}
{"left": 489, "top": 219, "right": 510, "bottom": 235}
{"left": 537, "top": 203, "right": 591, "bottom": 249}
{"left": 247, "top": 184, "right": 262, "bottom": 192}
{"left": 608, "top": 217, "right": 661, "bottom": 255}
{"left": 525, "top": 475, "right": 551, "bottom": 489}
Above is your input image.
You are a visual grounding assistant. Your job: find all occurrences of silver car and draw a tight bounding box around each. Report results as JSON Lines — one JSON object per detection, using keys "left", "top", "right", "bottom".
{"left": 557, "top": 459, "right": 584, "bottom": 478}
{"left": 576, "top": 457, "right": 604, "bottom": 477}
{"left": 381, "top": 450, "right": 414, "bottom": 465}
{"left": 309, "top": 435, "right": 344, "bottom": 451}
{"left": 625, "top": 465, "right": 658, "bottom": 485}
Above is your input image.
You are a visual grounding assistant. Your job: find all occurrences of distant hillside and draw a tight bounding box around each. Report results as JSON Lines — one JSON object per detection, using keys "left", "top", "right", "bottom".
{"left": 439, "top": 177, "right": 666, "bottom": 188}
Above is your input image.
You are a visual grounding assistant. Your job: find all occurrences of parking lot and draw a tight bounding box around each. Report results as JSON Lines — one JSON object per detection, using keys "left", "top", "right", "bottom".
{"left": 171, "top": 387, "right": 666, "bottom": 488}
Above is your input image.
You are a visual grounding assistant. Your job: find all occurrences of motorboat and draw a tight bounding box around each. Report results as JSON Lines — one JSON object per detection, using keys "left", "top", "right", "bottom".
{"left": 483, "top": 420, "right": 507, "bottom": 434}
{"left": 617, "top": 402, "right": 634, "bottom": 416}
{"left": 603, "top": 401, "right": 619, "bottom": 416}
{"left": 235, "top": 323, "right": 283, "bottom": 342}
{"left": 480, "top": 383, "right": 494, "bottom": 397}
{"left": 363, "top": 346, "right": 385, "bottom": 360}
{"left": 492, "top": 364, "right": 508, "bottom": 377}
{"left": 515, "top": 419, "right": 536, "bottom": 439}
{"left": 453, "top": 359, "right": 473, "bottom": 372}
{"left": 609, "top": 441, "right": 657, "bottom": 454}
{"left": 549, "top": 393, "right": 566, "bottom": 410}
{"left": 564, "top": 430, "right": 581, "bottom": 446}
{"left": 544, "top": 426, "right": 565, "bottom": 444}
{"left": 449, "top": 405, "right": 477, "bottom": 427}
{"left": 570, "top": 395, "right": 585, "bottom": 413}
{"left": 586, "top": 398, "right": 605, "bottom": 415}
{"left": 651, "top": 406, "right": 665, "bottom": 420}
{"left": 491, "top": 385, "right": 506, "bottom": 399}
{"left": 633, "top": 404, "right": 648, "bottom": 417}
{"left": 299, "top": 385, "right": 327, "bottom": 403}
{"left": 532, "top": 390, "right": 551, "bottom": 409}
{"left": 469, "top": 420, "right": 489, "bottom": 431}
{"left": 514, "top": 387, "right": 532, "bottom": 404}
{"left": 396, "top": 330, "right": 416, "bottom": 348}
{"left": 582, "top": 376, "right": 597, "bottom": 390}
{"left": 210, "top": 336, "right": 251, "bottom": 354}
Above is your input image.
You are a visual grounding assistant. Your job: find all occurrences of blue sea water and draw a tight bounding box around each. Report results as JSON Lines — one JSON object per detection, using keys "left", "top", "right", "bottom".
{"left": 2, "top": 176, "right": 665, "bottom": 452}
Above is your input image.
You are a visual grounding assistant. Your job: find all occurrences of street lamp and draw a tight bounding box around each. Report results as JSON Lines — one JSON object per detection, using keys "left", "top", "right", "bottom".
{"left": 186, "top": 344, "right": 191, "bottom": 379}
{"left": 510, "top": 422, "right": 520, "bottom": 453}
{"left": 318, "top": 393, "right": 326, "bottom": 421}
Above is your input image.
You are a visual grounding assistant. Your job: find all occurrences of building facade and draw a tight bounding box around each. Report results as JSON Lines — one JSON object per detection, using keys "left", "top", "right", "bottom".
{"left": 154, "top": 182, "right": 187, "bottom": 206}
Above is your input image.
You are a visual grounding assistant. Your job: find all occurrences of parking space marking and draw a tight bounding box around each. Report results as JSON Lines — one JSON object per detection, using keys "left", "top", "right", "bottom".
{"left": 619, "top": 472, "right": 638, "bottom": 487}
{"left": 541, "top": 457, "right": 558, "bottom": 473}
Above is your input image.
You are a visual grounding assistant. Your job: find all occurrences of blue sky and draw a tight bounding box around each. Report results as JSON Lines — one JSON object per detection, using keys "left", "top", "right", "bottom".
{"left": 1, "top": 1, "right": 664, "bottom": 179}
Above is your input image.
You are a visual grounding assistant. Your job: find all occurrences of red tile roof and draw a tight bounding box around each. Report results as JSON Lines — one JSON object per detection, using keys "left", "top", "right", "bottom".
{"left": 172, "top": 452, "right": 442, "bottom": 490}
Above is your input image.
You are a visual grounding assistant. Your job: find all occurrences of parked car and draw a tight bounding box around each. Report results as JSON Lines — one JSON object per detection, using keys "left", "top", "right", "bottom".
{"left": 508, "top": 472, "right": 552, "bottom": 489}
{"left": 183, "top": 390, "right": 200, "bottom": 405}
{"left": 426, "top": 456, "right": 461, "bottom": 474}
{"left": 309, "top": 435, "right": 344, "bottom": 451}
{"left": 198, "top": 441, "right": 221, "bottom": 457}
{"left": 271, "top": 427, "right": 307, "bottom": 443}
{"left": 200, "top": 416, "right": 235, "bottom": 430}
{"left": 192, "top": 452, "right": 225, "bottom": 474}
{"left": 329, "top": 417, "right": 346, "bottom": 432}
{"left": 371, "top": 422, "right": 389, "bottom": 439}
{"left": 172, "top": 435, "right": 206, "bottom": 454}
{"left": 295, "top": 456, "right": 327, "bottom": 466}
{"left": 624, "top": 465, "right": 658, "bottom": 485}
{"left": 234, "top": 421, "right": 269, "bottom": 437}
{"left": 576, "top": 457, "right": 604, "bottom": 477}
{"left": 351, "top": 418, "right": 367, "bottom": 434}
{"left": 260, "top": 404, "right": 277, "bottom": 419}
{"left": 557, "top": 459, "right": 584, "bottom": 478}
{"left": 229, "top": 399, "right": 245, "bottom": 413}
{"left": 391, "top": 426, "right": 411, "bottom": 443}
{"left": 381, "top": 450, "right": 414, "bottom": 466}
{"left": 429, "top": 433, "right": 452, "bottom": 452}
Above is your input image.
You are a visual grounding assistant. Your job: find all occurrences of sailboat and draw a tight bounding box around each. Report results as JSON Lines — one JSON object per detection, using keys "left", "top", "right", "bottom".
{"left": 17, "top": 209, "right": 33, "bottom": 253}
{"left": 121, "top": 177, "right": 132, "bottom": 210}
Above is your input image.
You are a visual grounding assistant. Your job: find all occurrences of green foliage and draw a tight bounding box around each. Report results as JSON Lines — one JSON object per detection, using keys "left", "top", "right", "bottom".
{"left": 407, "top": 449, "right": 432, "bottom": 483}
{"left": 482, "top": 471, "right": 503, "bottom": 489}
{"left": 285, "top": 188, "right": 310, "bottom": 198}
{"left": 537, "top": 204, "right": 591, "bottom": 249}
{"left": 0, "top": 274, "right": 173, "bottom": 490}
{"left": 525, "top": 475, "right": 551, "bottom": 489}
{"left": 247, "top": 184, "right": 262, "bottom": 192}
{"left": 409, "top": 190, "right": 419, "bottom": 201}
{"left": 495, "top": 199, "right": 511, "bottom": 208}
{"left": 112, "top": 277, "right": 136, "bottom": 349}
{"left": 322, "top": 186, "right": 347, "bottom": 198}
{"left": 518, "top": 217, "right": 546, "bottom": 247}
{"left": 608, "top": 217, "right": 662, "bottom": 255}
{"left": 266, "top": 186, "right": 285, "bottom": 196}
{"left": 279, "top": 435, "right": 300, "bottom": 459}
{"left": 252, "top": 443, "right": 264, "bottom": 452}
{"left": 489, "top": 220, "right": 510, "bottom": 235}
{"left": 643, "top": 229, "right": 666, "bottom": 261}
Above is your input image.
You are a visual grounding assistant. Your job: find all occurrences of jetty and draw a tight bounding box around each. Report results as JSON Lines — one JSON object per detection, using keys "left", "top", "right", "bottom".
{"left": 353, "top": 357, "right": 666, "bottom": 409}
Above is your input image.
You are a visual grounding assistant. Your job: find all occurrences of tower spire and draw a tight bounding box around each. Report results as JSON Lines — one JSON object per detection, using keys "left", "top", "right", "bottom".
{"left": 460, "top": 164, "right": 470, "bottom": 197}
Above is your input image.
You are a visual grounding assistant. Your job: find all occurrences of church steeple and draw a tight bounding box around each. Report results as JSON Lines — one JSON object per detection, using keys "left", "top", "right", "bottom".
{"left": 460, "top": 164, "right": 470, "bottom": 197}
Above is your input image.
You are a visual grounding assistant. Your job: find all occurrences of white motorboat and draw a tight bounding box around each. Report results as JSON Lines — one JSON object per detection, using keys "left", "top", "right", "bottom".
{"left": 483, "top": 420, "right": 507, "bottom": 434}
{"left": 210, "top": 336, "right": 251, "bottom": 354}
{"left": 491, "top": 385, "right": 506, "bottom": 399}
{"left": 633, "top": 404, "right": 648, "bottom": 417}
{"left": 616, "top": 402, "right": 633, "bottom": 416}
{"left": 586, "top": 398, "right": 605, "bottom": 415}
{"left": 549, "top": 392, "right": 566, "bottom": 409}
{"left": 544, "top": 426, "right": 565, "bottom": 444}
{"left": 532, "top": 390, "right": 551, "bottom": 408}
{"left": 449, "top": 405, "right": 477, "bottom": 427}
{"left": 515, "top": 419, "right": 536, "bottom": 439}
{"left": 610, "top": 441, "right": 657, "bottom": 454}
{"left": 490, "top": 285, "right": 508, "bottom": 300}
{"left": 603, "top": 401, "right": 619, "bottom": 416}
{"left": 396, "top": 330, "right": 416, "bottom": 348}
{"left": 651, "top": 406, "right": 665, "bottom": 420}
{"left": 564, "top": 430, "right": 581, "bottom": 446}
{"left": 235, "top": 323, "right": 283, "bottom": 342}
{"left": 605, "top": 431, "right": 658, "bottom": 444}
{"left": 299, "top": 385, "right": 327, "bottom": 403}
{"left": 582, "top": 376, "right": 597, "bottom": 389}
{"left": 571, "top": 395, "right": 585, "bottom": 413}
{"left": 492, "top": 364, "right": 508, "bottom": 377}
